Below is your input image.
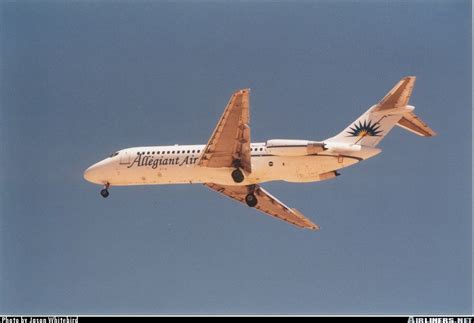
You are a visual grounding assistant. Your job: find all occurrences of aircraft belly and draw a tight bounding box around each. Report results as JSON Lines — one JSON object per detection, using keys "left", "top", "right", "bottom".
{"left": 110, "top": 164, "right": 199, "bottom": 185}
{"left": 108, "top": 154, "right": 359, "bottom": 186}
{"left": 110, "top": 163, "right": 239, "bottom": 186}
{"left": 249, "top": 155, "right": 359, "bottom": 183}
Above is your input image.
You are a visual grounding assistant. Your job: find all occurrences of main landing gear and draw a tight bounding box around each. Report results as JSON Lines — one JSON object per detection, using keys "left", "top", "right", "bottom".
{"left": 231, "top": 159, "right": 245, "bottom": 184}
{"left": 100, "top": 183, "right": 110, "bottom": 198}
{"left": 231, "top": 169, "right": 245, "bottom": 183}
{"left": 245, "top": 184, "right": 258, "bottom": 207}
{"left": 245, "top": 192, "right": 258, "bottom": 207}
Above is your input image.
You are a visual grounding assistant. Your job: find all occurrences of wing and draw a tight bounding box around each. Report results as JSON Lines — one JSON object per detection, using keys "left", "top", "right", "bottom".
{"left": 205, "top": 183, "right": 319, "bottom": 230}
{"left": 198, "top": 89, "right": 252, "bottom": 173}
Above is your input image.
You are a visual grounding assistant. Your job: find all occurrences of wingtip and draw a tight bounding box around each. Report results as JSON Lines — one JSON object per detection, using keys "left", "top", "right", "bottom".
{"left": 404, "top": 76, "right": 416, "bottom": 86}
{"left": 236, "top": 88, "right": 250, "bottom": 94}
{"left": 305, "top": 221, "right": 320, "bottom": 231}
{"left": 311, "top": 224, "right": 320, "bottom": 231}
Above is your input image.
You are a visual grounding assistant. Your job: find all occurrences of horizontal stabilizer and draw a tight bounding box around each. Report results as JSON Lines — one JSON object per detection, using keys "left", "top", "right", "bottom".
{"left": 396, "top": 111, "right": 436, "bottom": 137}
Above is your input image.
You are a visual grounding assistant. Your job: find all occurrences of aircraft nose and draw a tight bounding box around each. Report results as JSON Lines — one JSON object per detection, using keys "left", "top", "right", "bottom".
{"left": 84, "top": 159, "right": 109, "bottom": 184}
{"left": 83, "top": 164, "right": 99, "bottom": 184}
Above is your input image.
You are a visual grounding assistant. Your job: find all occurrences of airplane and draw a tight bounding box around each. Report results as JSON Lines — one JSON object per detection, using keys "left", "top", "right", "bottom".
{"left": 84, "top": 76, "right": 436, "bottom": 230}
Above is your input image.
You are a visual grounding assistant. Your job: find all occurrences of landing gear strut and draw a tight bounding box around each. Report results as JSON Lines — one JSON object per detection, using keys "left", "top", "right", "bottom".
{"left": 100, "top": 183, "right": 110, "bottom": 198}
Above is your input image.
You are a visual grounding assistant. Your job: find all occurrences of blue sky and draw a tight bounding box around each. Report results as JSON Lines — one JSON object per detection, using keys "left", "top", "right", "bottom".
{"left": 0, "top": 0, "right": 471, "bottom": 314}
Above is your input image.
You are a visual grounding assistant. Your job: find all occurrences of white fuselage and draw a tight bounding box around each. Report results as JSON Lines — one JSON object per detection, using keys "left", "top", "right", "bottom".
{"left": 83, "top": 141, "right": 381, "bottom": 187}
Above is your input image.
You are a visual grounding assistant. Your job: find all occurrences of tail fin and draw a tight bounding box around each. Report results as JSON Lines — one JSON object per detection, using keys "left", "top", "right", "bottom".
{"left": 325, "top": 76, "right": 436, "bottom": 148}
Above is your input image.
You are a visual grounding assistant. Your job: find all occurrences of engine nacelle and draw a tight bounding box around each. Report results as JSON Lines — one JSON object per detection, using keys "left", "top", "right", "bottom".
{"left": 318, "top": 170, "right": 340, "bottom": 181}
{"left": 323, "top": 142, "right": 362, "bottom": 153}
{"left": 266, "top": 139, "right": 326, "bottom": 156}
{"left": 323, "top": 142, "right": 381, "bottom": 159}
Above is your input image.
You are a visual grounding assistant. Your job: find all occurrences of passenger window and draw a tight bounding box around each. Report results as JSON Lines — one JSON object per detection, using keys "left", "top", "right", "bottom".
{"left": 260, "top": 148, "right": 263, "bottom": 151}
{"left": 187, "top": 150, "right": 190, "bottom": 153}
{"left": 192, "top": 150, "right": 195, "bottom": 153}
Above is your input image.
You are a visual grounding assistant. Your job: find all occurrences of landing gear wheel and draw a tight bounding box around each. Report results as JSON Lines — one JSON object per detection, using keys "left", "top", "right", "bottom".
{"left": 100, "top": 188, "right": 109, "bottom": 198}
{"left": 231, "top": 169, "right": 245, "bottom": 183}
{"left": 100, "top": 183, "right": 110, "bottom": 198}
{"left": 245, "top": 193, "right": 258, "bottom": 207}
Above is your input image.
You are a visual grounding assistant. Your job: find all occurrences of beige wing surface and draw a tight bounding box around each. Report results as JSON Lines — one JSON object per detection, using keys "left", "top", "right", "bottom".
{"left": 205, "top": 183, "right": 319, "bottom": 230}
{"left": 198, "top": 89, "right": 252, "bottom": 173}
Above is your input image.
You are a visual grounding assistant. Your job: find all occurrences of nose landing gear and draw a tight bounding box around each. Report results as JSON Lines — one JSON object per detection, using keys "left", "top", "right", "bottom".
{"left": 100, "top": 183, "right": 110, "bottom": 198}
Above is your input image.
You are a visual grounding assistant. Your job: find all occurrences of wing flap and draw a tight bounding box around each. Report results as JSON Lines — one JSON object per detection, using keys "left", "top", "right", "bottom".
{"left": 205, "top": 183, "right": 319, "bottom": 230}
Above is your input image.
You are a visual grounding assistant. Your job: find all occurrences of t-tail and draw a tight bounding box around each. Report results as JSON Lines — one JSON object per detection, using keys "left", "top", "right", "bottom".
{"left": 325, "top": 76, "right": 436, "bottom": 148}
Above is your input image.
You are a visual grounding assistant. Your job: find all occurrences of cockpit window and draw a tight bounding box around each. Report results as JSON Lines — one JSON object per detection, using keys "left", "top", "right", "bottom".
{"left": 109, "top": 152, "right": 119, "bottom": 158}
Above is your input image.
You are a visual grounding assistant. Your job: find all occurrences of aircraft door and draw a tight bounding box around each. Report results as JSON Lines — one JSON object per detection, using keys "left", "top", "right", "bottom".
{"left": 119, "top": 150, "right": 131, "bottom": 165}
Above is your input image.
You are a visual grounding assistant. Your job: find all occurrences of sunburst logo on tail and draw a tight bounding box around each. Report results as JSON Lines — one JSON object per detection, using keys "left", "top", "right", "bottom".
{"left": 347, "top": 120, "right": 382, "bottom": 138}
